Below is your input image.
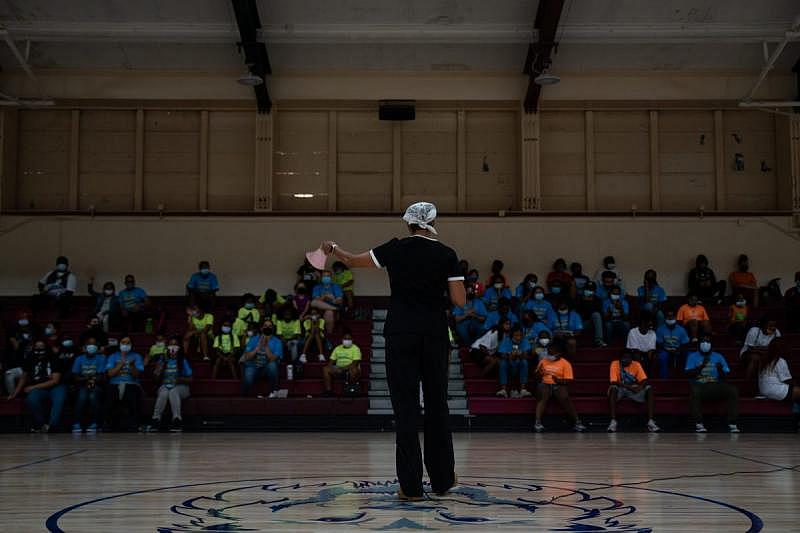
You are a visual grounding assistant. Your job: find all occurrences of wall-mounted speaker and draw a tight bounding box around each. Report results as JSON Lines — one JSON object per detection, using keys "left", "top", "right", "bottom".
{"left": 379, "top": 100, "right": 416, "bottom": 121}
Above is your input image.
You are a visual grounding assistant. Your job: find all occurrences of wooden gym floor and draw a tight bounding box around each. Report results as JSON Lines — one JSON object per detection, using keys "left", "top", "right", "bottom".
{"left": 2, "top": 432, "right": 798, "bottom": 532}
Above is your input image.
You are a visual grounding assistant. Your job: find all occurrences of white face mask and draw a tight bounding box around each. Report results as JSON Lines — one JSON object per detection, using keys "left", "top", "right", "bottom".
{"left": 167, "top": 345, "right": 180, "bottom": 355}
{"left": 342, "top": 340, "right": 353, "bottom": 348}
{"left": 546, "top": 354, "right": 557, "bottom": 361}
{"left": 246, "top": 331, "right": 255, "bottom": 338}
{"left": 494, "top": 283, "right": 503, "bottom": 290}
{"left": 665, "top": 319, "right": 677, "bottom": 326}
{"left": 539, "top": 338, "right": 551, "bottom": 346}
{"left": 221, "top": 326, "right": 232, "bottom": 333}
{"left": 120, "top": 343, "right": 131, "bottom": 353}
{"left": 699, "top": 341, "right": 712, "bottom": 353}
{"left": 736, "top": 300, "right": 746, "bottom": 307}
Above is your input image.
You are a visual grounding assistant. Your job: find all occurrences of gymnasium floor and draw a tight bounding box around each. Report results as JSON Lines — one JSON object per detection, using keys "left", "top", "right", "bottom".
{"left": 3, "top": 433, "right": 797, "bottom": 532}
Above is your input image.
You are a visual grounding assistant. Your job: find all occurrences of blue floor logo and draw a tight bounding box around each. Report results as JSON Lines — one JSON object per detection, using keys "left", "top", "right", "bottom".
{"left": 46, "top": 476, "right": 763, "bottom": 532}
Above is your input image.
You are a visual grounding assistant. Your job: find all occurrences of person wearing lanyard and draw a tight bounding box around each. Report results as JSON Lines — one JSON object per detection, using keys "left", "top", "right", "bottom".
{"left": 320, "top": 201, "right": 466, "bottom": 501}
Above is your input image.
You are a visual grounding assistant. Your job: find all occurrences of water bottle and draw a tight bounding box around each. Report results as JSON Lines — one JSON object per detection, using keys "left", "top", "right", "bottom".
{"left": 145, "top": 318, "right": 154, "bottom": 334}
{"left": 286, "top": 364, "right": 294, "bottom": 381}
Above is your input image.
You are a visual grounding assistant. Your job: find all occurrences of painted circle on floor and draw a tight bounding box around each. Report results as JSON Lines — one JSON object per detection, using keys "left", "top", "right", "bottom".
{"left": 46, "top": 476, "right": 763, "bottom": 532}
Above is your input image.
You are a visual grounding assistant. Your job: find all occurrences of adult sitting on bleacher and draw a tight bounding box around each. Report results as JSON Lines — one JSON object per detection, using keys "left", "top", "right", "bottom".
{"left": 783, "top": 271, "right": 800, "bottom": 333}
{"left": 88, "top": 279, "right": 121, "bottom": 332}
{"left": 104, "top": 337, "right": 145, "bottom": 432}
{"left": 677, "top": 294, "right": 711, "bottom": 343}
{"left": 322, "top": 331, "right": 362, "bottom": 397}
{"left": 117, "top": 274, "right": 160, "bottom": 333}
{"left": 186, "top": 260, "right": 219, "bottom": 312}
{"left": 3, "top": 310, "right": 34, "bottom": 396}
{"left": 740, "top": 315, "right": 781, "bottom": 378}
{"left": 241, "top": 319, "right": 283, "bottom": 399}
{"left": 9, "top": 340, "right": 66, "bottom": 433}
{"left": 35, "top": 255, "right": 76, "bottom": 317}
{"left": 688, "top": 254, "right": 726, "bottom": 305}
{"left": 637, "top": 269, "right": 667, "bottom": 327}
{"left": 607, "top": 349, "right": 660, "bottom": 433}
{"left": 311, "top": 270, "right": 344, "bottom": 335}
{"left": 755, "top": 338, "right": 799, "bottom": 410}
{"left": 148, "top": 337, "right": 193, "bottom": 432}
{"left": 685, "top": 336, "right": 740, "bottom": 433}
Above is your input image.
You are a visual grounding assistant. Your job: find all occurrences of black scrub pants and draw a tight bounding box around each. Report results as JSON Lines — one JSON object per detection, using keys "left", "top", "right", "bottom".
{"left": 385, "top": 333, "right": 455, "bottom": 497}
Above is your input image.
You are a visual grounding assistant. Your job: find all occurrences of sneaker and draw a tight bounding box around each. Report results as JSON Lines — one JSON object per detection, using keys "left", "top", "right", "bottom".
{"left": 30, "top": 426, "right": 43, "bottom": 434}
{"left": 86, "top": 423, "right": 98, "bottom": 434}
{"left": 72, "top": 423, "right": 83, "bottom": 433}
{"left": 728, "top": 424, "right": 741, "bottom": 433}
{"left": 519, "top": 389, "right": 532, "bottom": 398}
{"left": 203, "top": 356, "right": 210, "bottom": 362}
{"left": 268, "top": 391, "right": 279, "bottom": 399}
{"left": 146, "top": 418, "right": 161, "bottom": 432}
{"left": 170, "top": 418, "right": 183, "bottom": 433}
{"left": 510, "top": 390, "right": 521, "bottom": 399}
{"left": 42, "top": 424, "right": 50, "bottom": 433}
{"left": 299, "top": 354, "right": 308, "bottom": 364}
{"left": 607, "top": 420, "right": 618, "bottom": 433}
{"left": 318, "top": 354, "right": 326, "bottom": 362}
{"left": 574, "top": 421, "right": 588, "bottom": 433}
{"left": 647, "top": 420, "right": 661, "bottom": 433}
{"left": 534, "top": 421, "right": 545, "bottom": 432}
{"left": 691, "top": 337, "right": 698, "bottom": 343}
{"left": 495, "top": 389, "right": 508, "bottom": 398}
{"left": 695, "top": 423, "right": 707, "bottom": 433}
{"left": 595, "top": 340, "right": 608, "bottom": 347}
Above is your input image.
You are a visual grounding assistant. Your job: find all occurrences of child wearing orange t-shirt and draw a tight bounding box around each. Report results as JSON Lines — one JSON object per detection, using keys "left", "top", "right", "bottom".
{"left": 729, "top": 254, "right": 758, "bottom": 307}
{"left": 534, "top": 338, "right": 585, "bottom": 433}
{"left": 607, "top": 349, "right": 659, "bottom": 433}
{"left": 676, "top": 294, "right": 712, "bottom": 342}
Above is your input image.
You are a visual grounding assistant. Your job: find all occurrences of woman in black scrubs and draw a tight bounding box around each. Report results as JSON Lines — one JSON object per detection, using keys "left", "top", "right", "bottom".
{"left": 321, "top": 201, "right": 466, "bottom": 500}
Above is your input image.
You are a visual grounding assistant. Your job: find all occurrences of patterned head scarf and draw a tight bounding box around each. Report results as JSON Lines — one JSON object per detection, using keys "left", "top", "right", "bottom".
{"left": 402, "top": 202, "right": 438, "bottom": 235}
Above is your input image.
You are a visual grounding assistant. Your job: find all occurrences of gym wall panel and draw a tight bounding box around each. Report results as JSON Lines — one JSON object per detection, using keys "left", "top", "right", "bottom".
{"left": 16, "top": 110, "right": 71, "bottom": 210}
{"left": 274, "top": 111, "right": 329, "bottom": 211}
{"left": 78, "top": 110, "right": 136, "bottom": 210}
{"left": 401, "top": 111, "right": 457, "bottom": 211}
{"left": 465, "top": 111, "right": 518, "bottom": 211}
{"left": 594, "top": 111, "right": 650, "bottom": 210}
{"left": 539, "top": 111, "right": 586, "bottom": 211}
{"left": 723, "top": 110, "right": 777, "bottom": 210}
{"left": 143, "top": 110, "right": 201, "bottom": 210}
{"left": 658, "top": 111, "right": 715, "bottom": 210}
{"left": 336, "top": 111, "right": 392, "bottom": 211}
{"left": 208, "top": 111, "right": 255, "bottom": 210}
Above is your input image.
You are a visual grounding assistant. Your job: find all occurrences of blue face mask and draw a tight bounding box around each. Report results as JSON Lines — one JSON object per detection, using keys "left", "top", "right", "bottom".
{"left": 322, "top": 276, "right": 332, "bottom": 285}
{"left": 44, "top": 327, "right": 55, "bottom": 336}
{"left": 583, "top": 290, "right": 594, "bottom": 297}
{"left": 57, "top": 263, "right": 68, "bottom": 272}
{"left": 18, "top": 319, "right": 29, "bottom": 327}
{"left": 551, "top": 287, "right": 562, "bottom": 295}
{"left": 85, "top": 345, "right": 98, "bottom": 355}
{"left": 62, "top": 339, "right": 74, "bottom": 348}
{"left": 534, "top": 292, "right": 545, "bottom": 301}
{"left": 699, "top": 341, "right": 712, "bottom": 353}
{"left": 244, "top": 302, "right": 255, "bottom": 310}
{"left": 610, "top": 294, "right": 621, "bottom": 301}
{"left": 200, "top": 268, "right": 210, "bottom": 275}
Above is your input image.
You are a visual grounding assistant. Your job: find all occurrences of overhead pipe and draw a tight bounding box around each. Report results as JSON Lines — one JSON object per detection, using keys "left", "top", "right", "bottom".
{"left": 742, "top": 12, "right": 800, "bottom": 102}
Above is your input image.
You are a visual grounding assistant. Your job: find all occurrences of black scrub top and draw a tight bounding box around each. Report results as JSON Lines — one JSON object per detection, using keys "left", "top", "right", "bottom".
{"left": 371, "top": 235, "right": 463, "bottom": 340}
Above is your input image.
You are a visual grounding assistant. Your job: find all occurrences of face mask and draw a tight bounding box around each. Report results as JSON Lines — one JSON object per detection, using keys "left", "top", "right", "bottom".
{"left": 610, "top": 294, "right": 621, "bottom": 301}
{"left": 606, "top": 263, "right": 616, "bottom": 270}
{"left": 200, "top": 268, "right": 210, "bottom": 275}
{"left": 311, "top": 315, "right": 320, "bottom": 321}
{"left": 167, "top": 345, "right": 180, "bottom": 355}
{"left": 246, "top": 330, "right": 255, "bottom": 338}
{"left": 545, "top": 354, "right": 557, "bottom": 361}
{"left": 539, "top": 338, "right": 551, "bottom": 347}
{"left": 534, "top": 293, "right": 545, "bottom": 301}
{"left": 736, "top": 300, "right": 746, "bottom": 307}
{"left": 528, "top": 281, "right": 537, "bottom": 288}
{"left": 321, "top": 276, "right": 332, "bottom": 285}
{"left": 57, "top": 263, "right": 68, "bottom": 272}
{"left": 108, "top": 339, "right": 119, "bottom": 347}
{"left": 120, "top": 343, "right": 131, "bottom": 353}
{"left": 44, "top": 327, "right": 55, "bottom": 336}
{"left": 699, "top": 341, "right": 712, "bottom": 353}
{"left": 494, "top": 283, "right": 503, "bottom": 290}
{"left": 22, "top": 333, "right": 31, "bottom": 340}
{"left": 665, "top": 319, "right": 677, "bottom": 326}
{"left": 551, "top": 287, "right": 562, "bottom": 295}
{"left": 244, "top": 302, "right": 255, "bottom": 310}
{"left": 34, "top": 349, "right": 47, "bottom": 357}
{"left": 18, "top": 318, "right": 29, "bottom": 327}
{"left": 343, "top": 340, "right": 353, "bottom": 348}
{"left": 558, "top": 309, "right": 569, "bottom": 316}
{"left": 62, "top": 340, "right": 74, "bottom": 348}
{"left": 221, "top": 326, "right": 232, "bottom": 334}
{"left": 104, "top": 289, "right": 114, "bottom": 296}
{"left": 583, "top": 290, "right": 594, "bottom": 297}
{"left": 85, "top": 345, "right": 98, "bottom": 355}
{"left": 192, "top": 311, "right": 200, "bottom": 318}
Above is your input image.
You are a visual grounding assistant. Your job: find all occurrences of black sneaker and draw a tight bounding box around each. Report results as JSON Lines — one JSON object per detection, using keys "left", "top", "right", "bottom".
{"left": 170, "top": 418, "right": 183, "bottom": 432}
{"left": 146, "top": 418, "right": 161, "bottom": 432}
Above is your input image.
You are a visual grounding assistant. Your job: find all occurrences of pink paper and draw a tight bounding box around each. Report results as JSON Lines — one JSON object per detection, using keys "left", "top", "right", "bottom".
{"left": 306, "top": 248, "right": 327, "bottom": 270}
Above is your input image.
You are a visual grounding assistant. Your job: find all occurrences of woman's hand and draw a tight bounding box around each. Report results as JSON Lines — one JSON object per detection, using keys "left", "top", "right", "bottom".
{"left": 321, "top": 241, "right": 337, "bottom": 255}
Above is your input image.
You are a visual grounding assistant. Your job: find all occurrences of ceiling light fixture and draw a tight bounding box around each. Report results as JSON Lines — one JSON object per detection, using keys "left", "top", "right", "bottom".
{"left": 293, "top": 193, "right": 314, "bottom": 199}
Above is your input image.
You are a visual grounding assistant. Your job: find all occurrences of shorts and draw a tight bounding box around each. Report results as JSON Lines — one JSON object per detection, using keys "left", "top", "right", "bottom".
{"left": 781, "top": 384, "right": 796, "bottom": 402}
{"left": 537, "top": 383, "right": 563, "bottom": 394}
{"left": 610, "top": 384, "right": 650, "bottom": 403}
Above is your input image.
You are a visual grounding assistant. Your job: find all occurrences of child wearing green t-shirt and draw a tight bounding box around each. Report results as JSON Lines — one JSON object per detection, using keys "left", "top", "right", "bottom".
{"left": 212, "top": 319, "right": 241, "bottom": 379}
{"left": 322, "top": 332, "right": 362, "bottom": 397}
{"left": 145, "top": 334, "right": 167, "bottom": 367}
{"left": 300, "top": 311, "right": 326, "bottom": 363}
{"left": 183, "top": 304, "right": 214, "bottom": 361}
{"left": 233, "top": 293, "right": 261, "bottom": 341}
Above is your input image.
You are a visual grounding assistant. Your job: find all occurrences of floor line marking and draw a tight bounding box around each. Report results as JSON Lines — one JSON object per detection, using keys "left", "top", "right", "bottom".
{"left": 0, "top": 449, "right": 87, "bottom": 474}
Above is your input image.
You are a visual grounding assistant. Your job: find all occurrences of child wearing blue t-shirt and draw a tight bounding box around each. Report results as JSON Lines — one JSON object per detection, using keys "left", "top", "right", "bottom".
{"left": 104, "top": 337, "right": 145, "bottom": 432}
{"left": 148, "top": 337, "right": 193, "bottom": 432}
{"left": 242, "top": 320, "right": 284, "bottom": 398}
{"left": 496, "top": 328, "right": 532, "bottom": 398}
{"left": 655, "top": 309, "right": 690, "bottom": 378}
{"left": 71, "top": 337, "right": 106, "bottom": 433}
{"left": 521, "top": 287, "right": 556, "bottom": 329}
{"left": 603, "top": 286, "right": 631, "bottom": 345}
{"left": 186, "top": 260, "right": 219, "bottom": 312}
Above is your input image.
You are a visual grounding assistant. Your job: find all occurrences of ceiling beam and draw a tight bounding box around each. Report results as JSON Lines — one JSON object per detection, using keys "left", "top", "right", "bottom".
{"left": 523, "top": 0, "right": 565, "bottom": 114}
{"left": 230, "top": 0, "right": 271, "bottom": 113}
